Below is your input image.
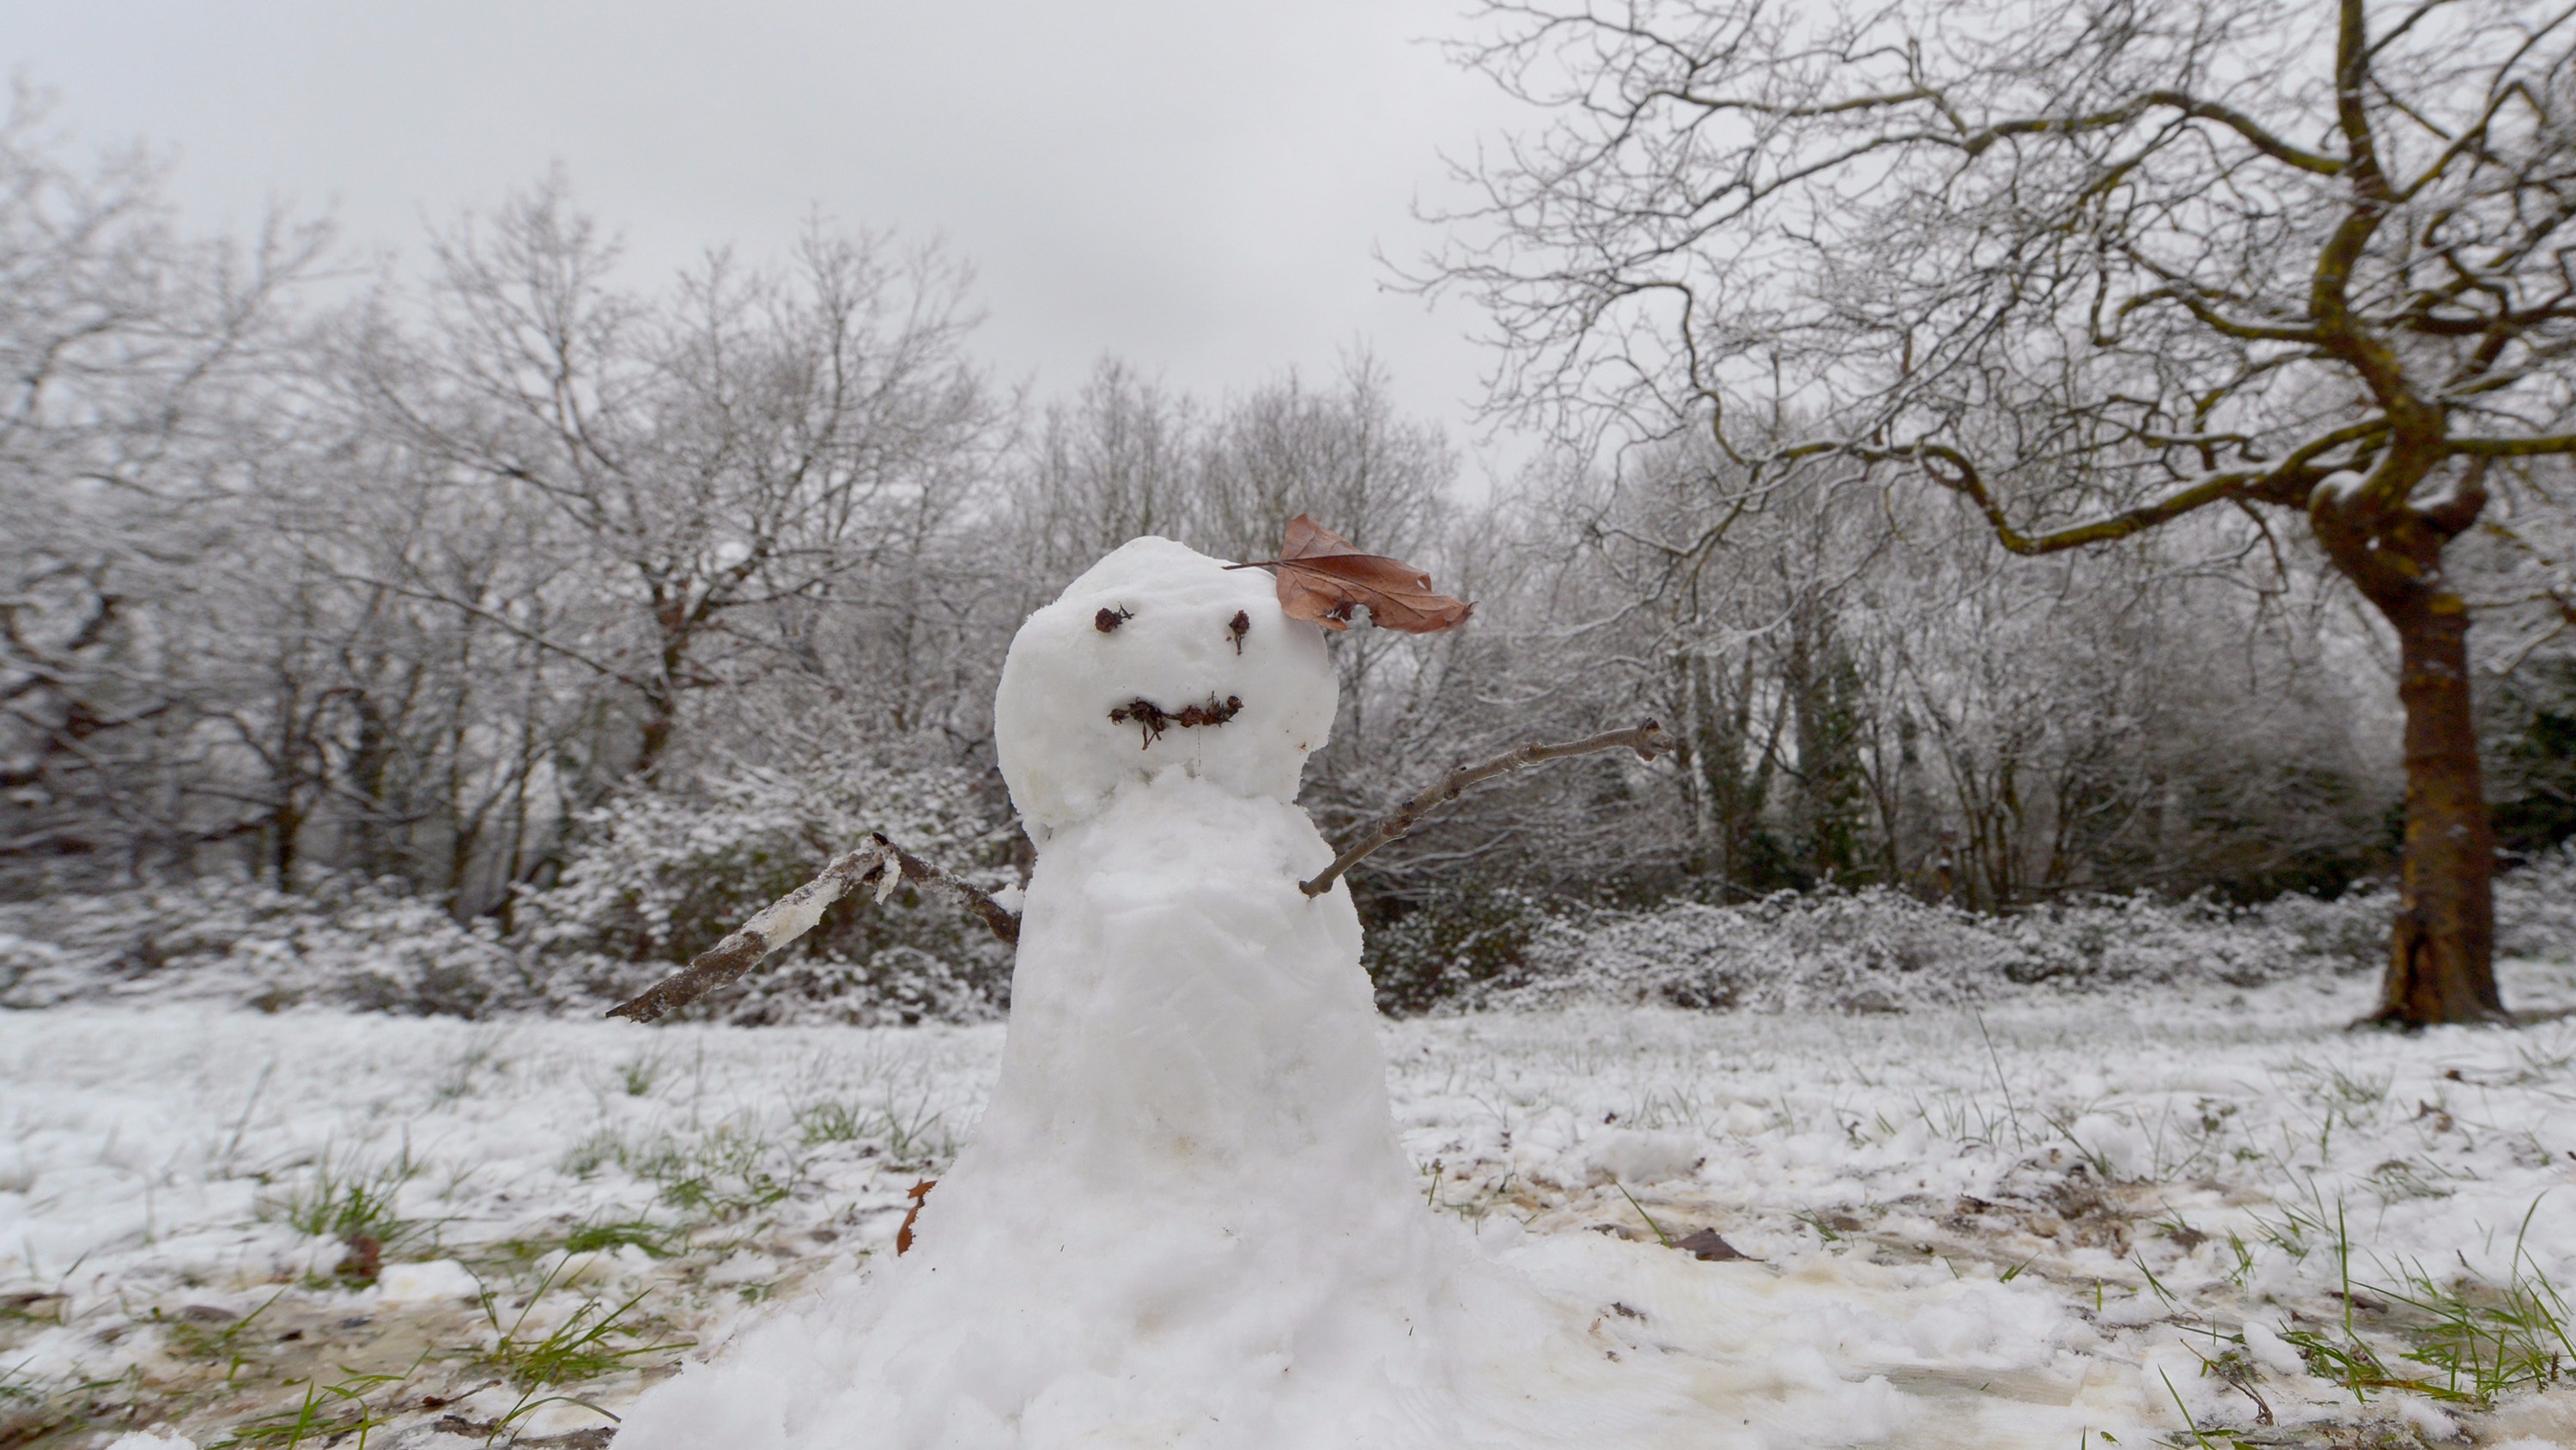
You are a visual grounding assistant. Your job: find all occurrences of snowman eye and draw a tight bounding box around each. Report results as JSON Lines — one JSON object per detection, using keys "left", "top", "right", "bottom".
{"left": 1095, "top": 607, "right": 1133, "bottom": 633}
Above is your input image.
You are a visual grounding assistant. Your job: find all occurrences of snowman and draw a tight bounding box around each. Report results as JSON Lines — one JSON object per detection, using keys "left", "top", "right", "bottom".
{"left": 617, "top": 537, "right": 1718, "bottom": 1449}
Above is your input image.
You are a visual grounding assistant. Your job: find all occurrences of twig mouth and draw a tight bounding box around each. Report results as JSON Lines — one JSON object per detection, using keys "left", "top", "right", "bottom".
{"left": 1109, "top": 694, "right": 1242, "bottom": 747}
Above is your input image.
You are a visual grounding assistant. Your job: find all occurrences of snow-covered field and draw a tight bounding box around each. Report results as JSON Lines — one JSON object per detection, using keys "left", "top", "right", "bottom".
{"left": 6, "top": 960, "right": 2574, "bottom": 1449}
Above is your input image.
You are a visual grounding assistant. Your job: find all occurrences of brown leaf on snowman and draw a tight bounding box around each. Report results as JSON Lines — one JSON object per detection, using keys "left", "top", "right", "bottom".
{"left": 1237, "top": 514, "right": 1473, "bottom": 634}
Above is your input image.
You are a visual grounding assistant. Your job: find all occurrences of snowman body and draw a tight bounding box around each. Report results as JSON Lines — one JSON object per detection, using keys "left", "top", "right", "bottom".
{"left": 973, "top": 536, "right": 1406, "bottom": 1221}
{"left": 618, "top": 540, "right": 1700, "bottom": 1449}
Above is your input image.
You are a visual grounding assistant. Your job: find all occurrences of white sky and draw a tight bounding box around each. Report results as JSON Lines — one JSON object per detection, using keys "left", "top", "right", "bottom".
{"left": 3, "top": 0, "right": 1534, "bottom": 490}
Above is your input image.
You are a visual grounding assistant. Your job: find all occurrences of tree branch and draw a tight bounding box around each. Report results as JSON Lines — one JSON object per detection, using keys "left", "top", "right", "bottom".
{"left": 605, "top": 832, "right": 1019, "bottom": 1023}
{"left": 1299, "top": 721, "right": 1674, "bottom": 898}
{"left": 2452, "top": 433, "right": 2576, "bottom": 457}
{"left": 1644, "top": 81, "right": 2341, "bottom": 177}
{"left": 1892, "top": 421, "right": 2389, "bottom": 554}
{"left": 1960, "top": 90, "right": 2344, "bottom": 177}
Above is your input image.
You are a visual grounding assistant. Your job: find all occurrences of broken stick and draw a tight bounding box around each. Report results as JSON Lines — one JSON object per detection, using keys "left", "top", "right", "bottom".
{"left": 1300, "top": 720, "right": 1673, "bottom": 899}
{"left": 605, "top": 832, "right": 1019, "bottom": 1023}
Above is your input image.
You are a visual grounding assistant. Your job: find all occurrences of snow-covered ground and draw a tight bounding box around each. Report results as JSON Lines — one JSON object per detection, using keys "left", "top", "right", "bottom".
{"left": 5, "top": 959, "right": 2574, "bottom": 1448}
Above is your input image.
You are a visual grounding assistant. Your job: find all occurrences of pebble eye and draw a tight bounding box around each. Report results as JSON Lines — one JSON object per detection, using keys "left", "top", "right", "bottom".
{"left": 1096, "top": 607, "right": 1133, "bottom": 633}
{"left": 1228, "top": 610, "right": 1249, "bottom": 654}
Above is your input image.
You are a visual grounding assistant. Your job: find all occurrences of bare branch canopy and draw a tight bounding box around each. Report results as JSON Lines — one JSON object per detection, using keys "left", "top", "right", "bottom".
{"left": 1422, "top": 0, "right": 2576, "bottom": 1024}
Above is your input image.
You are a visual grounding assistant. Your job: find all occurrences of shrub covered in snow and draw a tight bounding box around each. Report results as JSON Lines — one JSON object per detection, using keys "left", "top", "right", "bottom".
{"left": 0, "top": 875, "right": 526, "bottom": 1015}
{"left": 1443, "top": 849, "right": 2576, "bottom": 1015}
{"left": 507, "top": 759, "right": 1018, "bottom": 1024}
{"left": 8, "top": 837, "right": 2568, "bottom": 1023}
{"left": 1360, "top": 885, "right": 1561, "bottom": 1015}
{"left": 2496, "top": 845, "right": 2576, "bottom": 962}
{"left": 1476, "top": 889, "right": 2381, "bottom": 1014}
{"left": 2, "top": 760, "right": 1021, "bottom": 1025}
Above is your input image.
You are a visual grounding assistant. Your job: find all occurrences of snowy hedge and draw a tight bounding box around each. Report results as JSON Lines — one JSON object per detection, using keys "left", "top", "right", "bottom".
{"left": 1452, "top": 849, "right": 2576, "bottom": 1015}
{"left": 7, "top": 846, "right": 2570, "bottom": 1022}
{"left": 0, "top": 875, "right": 526, "bottom": 1016}
{"left": 1, "top": 761, "right": 1019, "bottom": 1024}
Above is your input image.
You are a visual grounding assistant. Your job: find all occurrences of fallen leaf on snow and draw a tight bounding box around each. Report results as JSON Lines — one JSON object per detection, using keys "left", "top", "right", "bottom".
{"left": 1674, "top": 1227, "right": 1749, "bottom": 1262}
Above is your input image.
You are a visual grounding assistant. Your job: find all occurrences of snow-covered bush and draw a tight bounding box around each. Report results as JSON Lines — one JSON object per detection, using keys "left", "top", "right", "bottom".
{"left": 2495, "top": 846, "right": 2576, "bottom": 962}
{"left": 8, "top": 839, "right": 2566, "bottom": 1024}
{"left": 1360, "top": 885, "right": 1559, "bottom": 1015}
{"left": 1455, "top": 856, "right": 2576, "bottom": 1015}
{"left": 0, "top": 875, "right": 526, "bottom": 1015}
{"left": 1465, "top": 888, "right": 2057, "bottom": 1015}
{"left": 1, "top": 760, "right": 1023, "bottom": 1025}
{"left": 511, "top": 759, "right": 1018, "bottom": 1025}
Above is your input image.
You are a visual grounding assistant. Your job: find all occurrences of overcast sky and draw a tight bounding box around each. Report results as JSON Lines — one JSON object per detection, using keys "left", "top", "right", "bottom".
{"left": 4, "top": 0, "right": 1534, "bottom": 489}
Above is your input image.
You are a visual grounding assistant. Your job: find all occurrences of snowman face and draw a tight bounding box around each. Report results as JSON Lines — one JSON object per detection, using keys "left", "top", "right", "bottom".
{"left": 994, "top": 537, "right": 1337, "bottom": 835}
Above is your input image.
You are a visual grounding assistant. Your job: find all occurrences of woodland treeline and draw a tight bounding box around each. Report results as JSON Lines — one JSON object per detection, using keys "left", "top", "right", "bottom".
{"left": 5, "top": 112, "right": 2573, "bottom": 1001}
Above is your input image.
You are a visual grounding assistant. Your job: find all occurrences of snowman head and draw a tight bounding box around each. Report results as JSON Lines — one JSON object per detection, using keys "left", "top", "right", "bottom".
{"left": 995, "top": 537, "right": 1336, "bottom": 836}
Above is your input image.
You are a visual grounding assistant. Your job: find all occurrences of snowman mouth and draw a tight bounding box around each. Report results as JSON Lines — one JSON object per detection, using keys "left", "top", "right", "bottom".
{"left": 1108, "top": 694, "right": 1243, "bottom": 747}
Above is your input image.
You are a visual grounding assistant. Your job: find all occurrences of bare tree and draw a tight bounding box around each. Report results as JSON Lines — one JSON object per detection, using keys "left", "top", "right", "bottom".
{"left": 349, "top": 177, "right": 995, "bottom": 790}
{"left": 1014, "top": 358, "right": 1205, "bottom": 582}
{"left": 1195, "top": 353, "right": 1453, "bottom": 568}
{"left": 0, "top": 92, "right": 327, "bottom": 886}
{"left": 1429, "top": 0, "right": 2576, "bottom": 1023}
{"left": 1498, "top": 432, "right": 2389, "bottom": 909}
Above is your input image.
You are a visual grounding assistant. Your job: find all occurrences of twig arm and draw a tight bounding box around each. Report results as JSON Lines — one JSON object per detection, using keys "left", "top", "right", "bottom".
{"left": 875, "top": 833, "right": 1024, "bottom": 949}
{"left": 1299, "top": 720, "right": 1673, "bottom": 898}
{"left": 605, "top": 832, "right": 1020, "bottom": 1023}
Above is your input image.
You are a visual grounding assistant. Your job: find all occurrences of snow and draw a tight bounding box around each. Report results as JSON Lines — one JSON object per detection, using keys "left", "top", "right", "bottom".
{"left": 3, "top": 962, "right": 2575, "bottom": 1445}
{"left": 373, "top": 1259, "right": 482, "bottom": 1306}
{"left": 1577, "top": 1129, "right": 1707, "bottom": 1185}
{"left": 2242, "top": 1318, "right": 2306, "bottom": 1376}
{"left": 748, "top": 872, "right": 853, "bottom": 952}
{"left": 2315, "top": 469, "right": 2369, "bottom": 507}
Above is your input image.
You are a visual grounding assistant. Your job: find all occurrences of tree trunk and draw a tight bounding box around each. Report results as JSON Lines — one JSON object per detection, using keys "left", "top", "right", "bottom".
{"left": 634, "top": 600, "right": 689, "bottom": 786}
{"left": 2369, "top": 590, "right": 2505, "bottom": 1026}
{"left": 2309, "top": 447, "right": 2504, "bottom": 1028}
{"left": 270, "top": 797, "right": 302, "bottom": 889}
